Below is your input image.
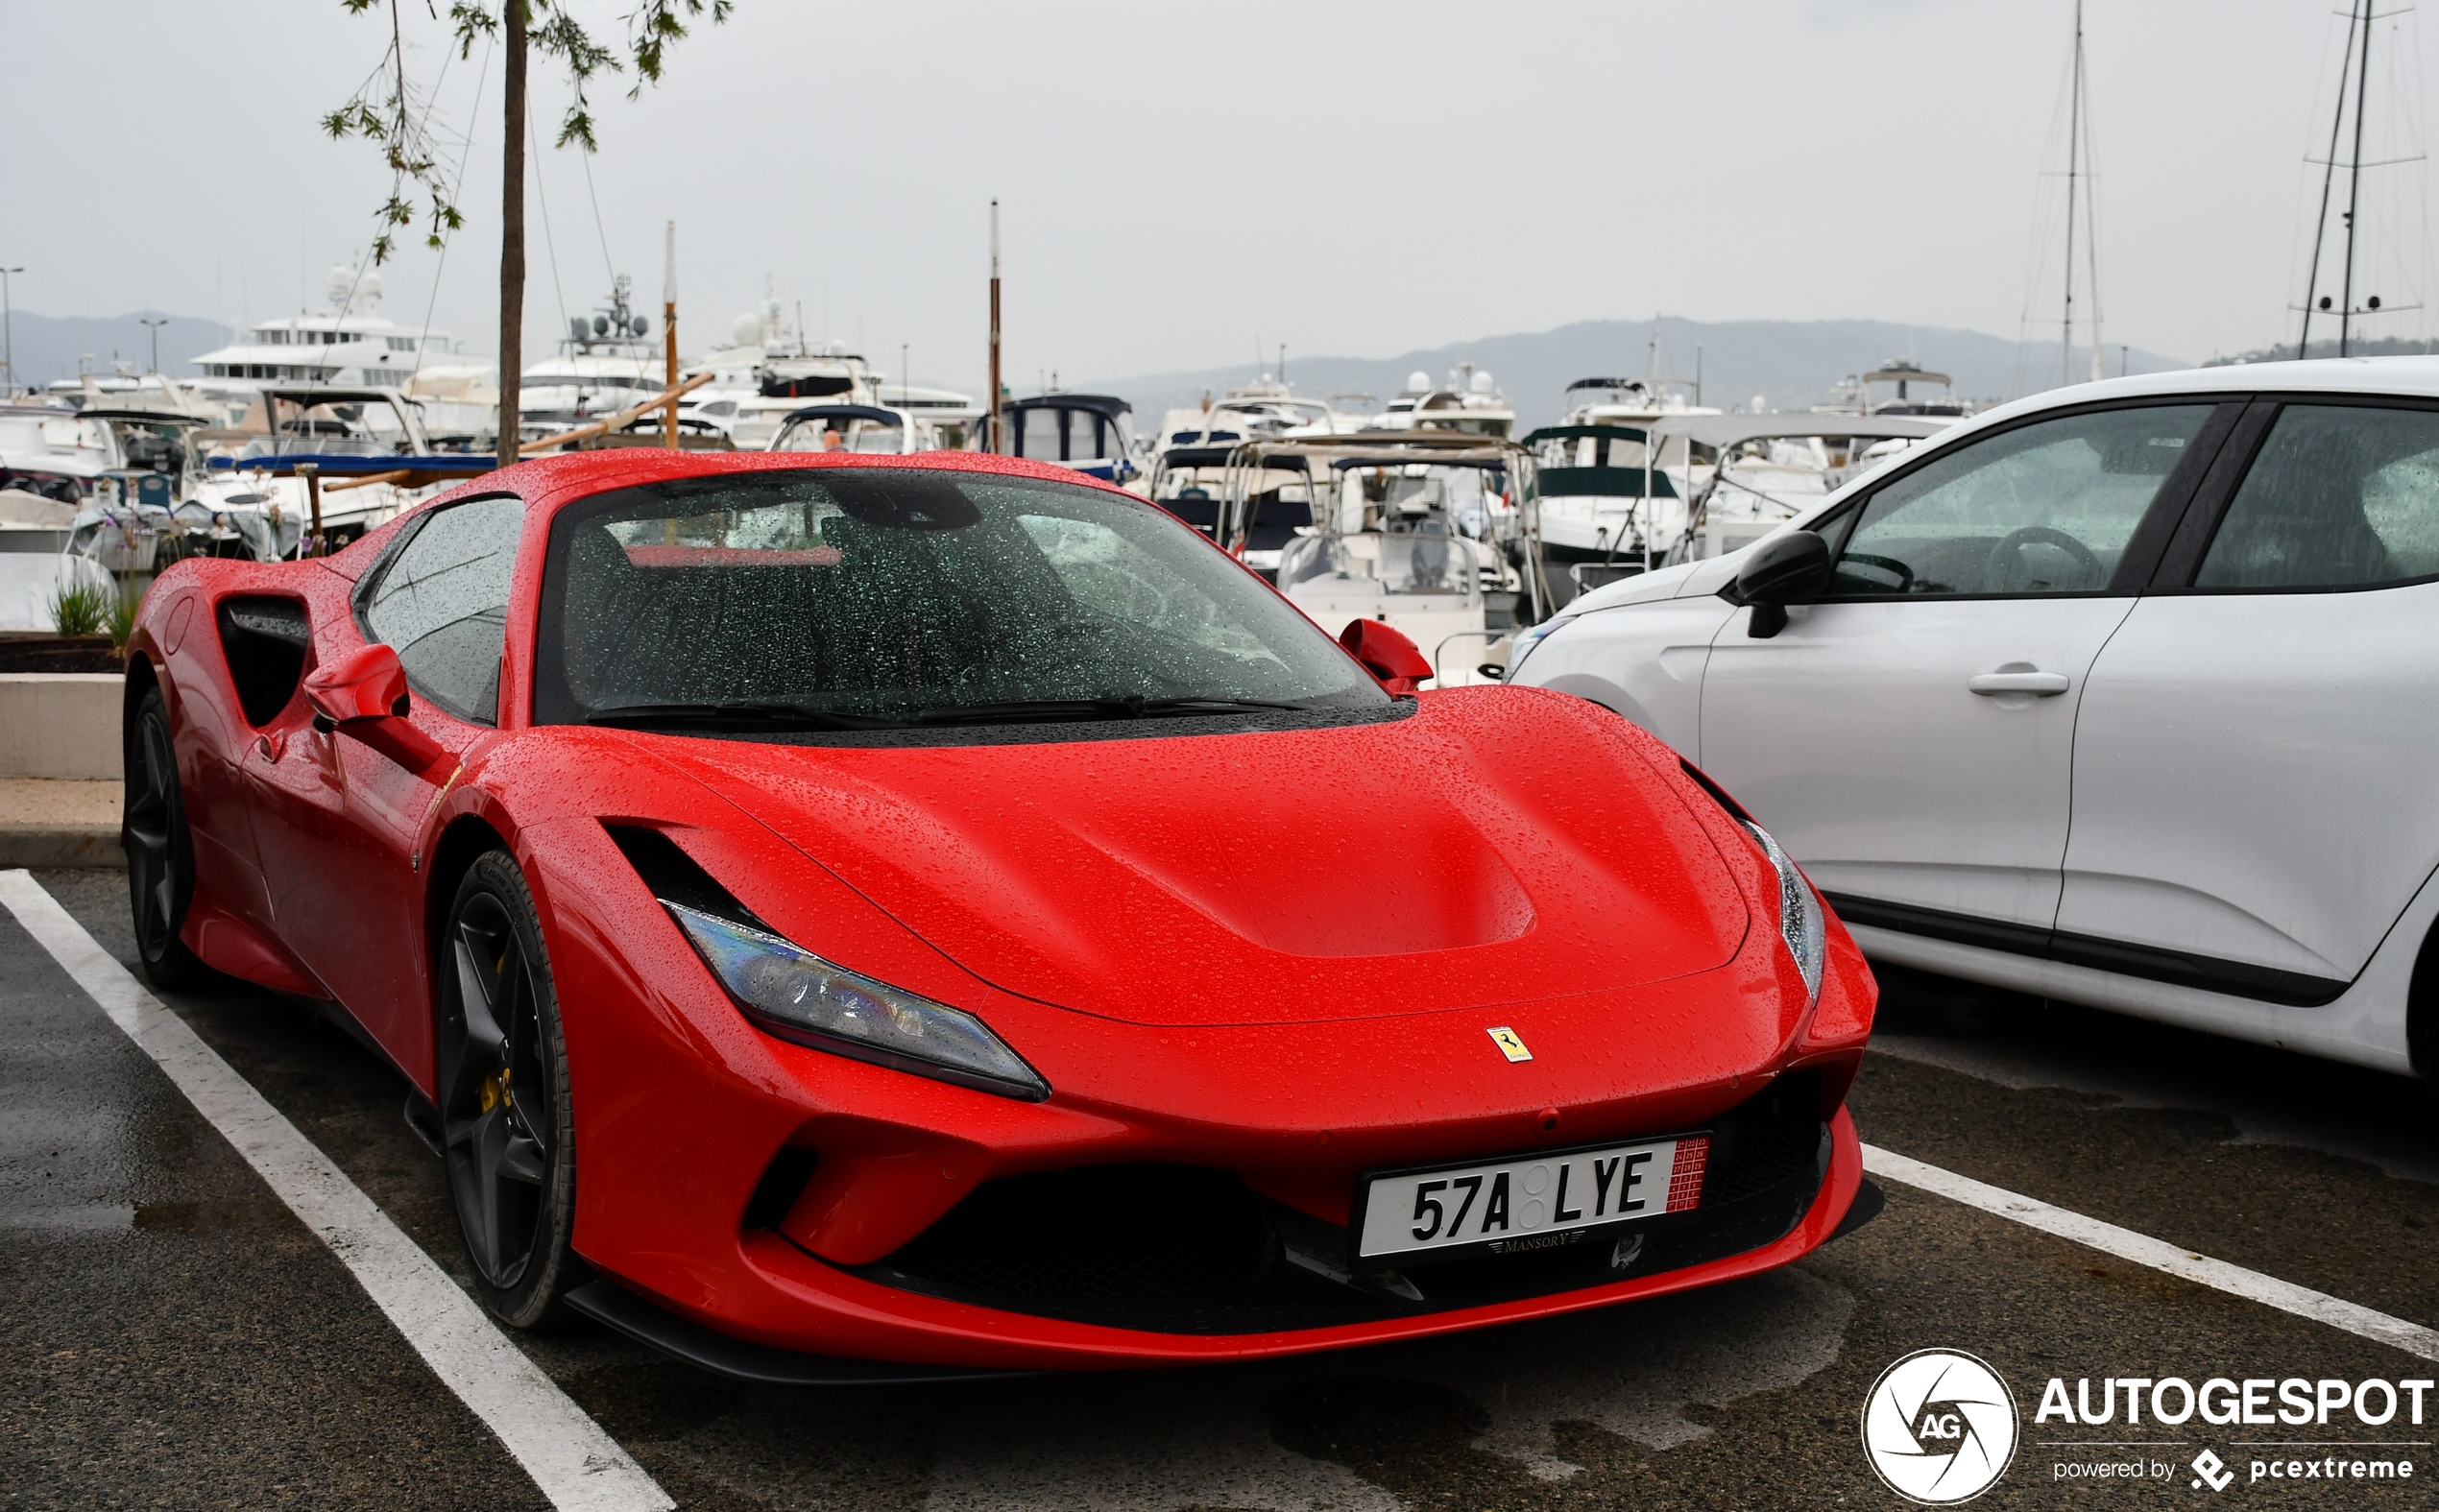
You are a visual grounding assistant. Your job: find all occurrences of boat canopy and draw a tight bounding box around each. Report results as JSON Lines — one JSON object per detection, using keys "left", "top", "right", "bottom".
{"left": 1004, "top": 393, "right": 1133, "bottom": 420}
{"left": 1520, "top": 423, "right": 1651, "bottom": 446}
{"left": 779, "top": 404, "right": 903, "bottom": 430}
{"left": 1648, "top": 414, "right": 1950, "bottom": 448}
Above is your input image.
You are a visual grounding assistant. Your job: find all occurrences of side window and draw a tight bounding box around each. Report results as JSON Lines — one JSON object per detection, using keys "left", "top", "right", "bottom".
{"left": 2196, "top": 404, "right": 2439, "bottom": 590}
{"left": 1012, "top": 410, "right": 1060, "bottom": 462}
{"left": 362, "top": 495, "right": 526, "bottom": 723}
{"left": 1824, "top": 405, "right": 2217, "bottom": 597}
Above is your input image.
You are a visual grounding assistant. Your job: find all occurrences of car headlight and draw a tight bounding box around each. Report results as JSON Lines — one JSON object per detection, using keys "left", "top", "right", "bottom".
{"left": 664, "top": 902, "right": 1050, "bottom": 1101}
{"left": 1507, "top": 616, "right": 1564, "bottom": 674}
{"left": 1742, "top": 822, "right": 1824, "bottom": 1004}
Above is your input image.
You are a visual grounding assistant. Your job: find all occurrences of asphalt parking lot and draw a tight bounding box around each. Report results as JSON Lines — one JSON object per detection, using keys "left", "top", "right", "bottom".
{"left": 6, "top": 864, "right": 2435, "bottom": 1510}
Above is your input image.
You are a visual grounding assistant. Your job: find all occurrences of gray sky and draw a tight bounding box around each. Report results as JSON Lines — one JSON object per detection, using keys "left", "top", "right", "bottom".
{"left": 6, "top": 1, "right": 2431, "bottom": 390}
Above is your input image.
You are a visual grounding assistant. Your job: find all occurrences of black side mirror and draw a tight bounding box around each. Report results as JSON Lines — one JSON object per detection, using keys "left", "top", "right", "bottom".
{"left": 1720, "top": 529, "right": 1831, "bottom": 638}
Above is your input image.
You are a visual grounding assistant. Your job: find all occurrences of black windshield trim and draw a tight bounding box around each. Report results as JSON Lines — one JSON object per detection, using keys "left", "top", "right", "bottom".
{"left": 531, "top": 469, "right": 1389, "bottom": 730}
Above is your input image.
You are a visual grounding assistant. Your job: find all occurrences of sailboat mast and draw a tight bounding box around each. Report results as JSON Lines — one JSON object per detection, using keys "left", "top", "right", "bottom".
{"left": 987, "top": 200, "right": 1002, "bottom": 454}
{"left": 2340, "top": 0, "right": 2374, "bottom": 356}
{"left": 2081, "top": 14, "right": 2103, "bottom": 382}
{"left": 2062, "top": 0, "right": 2082, "bottom": 387}
{"left": 2297, "top": 1, "right": 2363, "bottom": 359}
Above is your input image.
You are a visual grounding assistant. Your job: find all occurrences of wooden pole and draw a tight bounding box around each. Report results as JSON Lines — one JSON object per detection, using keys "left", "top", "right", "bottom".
{"left": 987, "top": 200, "right": 1002, "bottom": 454}
{"left": 518, "top": 371, "right": 713, "bottom": 455}
{"left": 298, "top": 462, "right": 324, "bottom": 557}
{"left": 663, "top": 220, "right": 679, "bottom": 449}
{"left": 495, "top": 0, "right": 528, "bottom": 470}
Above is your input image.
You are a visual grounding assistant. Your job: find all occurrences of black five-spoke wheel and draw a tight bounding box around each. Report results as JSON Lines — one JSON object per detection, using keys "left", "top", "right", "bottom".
{"left": 125, "top": 686, "right": 205, "bottom": 989}
{"left": 439, "top": 851, "right": 579, "bottom": 1326}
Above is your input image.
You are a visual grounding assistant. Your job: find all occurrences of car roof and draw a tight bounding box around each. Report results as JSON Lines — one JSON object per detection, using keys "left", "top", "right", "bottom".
{"left": 1968, "top": 355, "right": 2439, "bottom": 428}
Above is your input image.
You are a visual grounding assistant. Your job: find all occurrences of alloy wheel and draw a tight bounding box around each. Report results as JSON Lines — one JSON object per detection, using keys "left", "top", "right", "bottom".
{"left": 440, "top": 890, "right": 558, "bottom": 1290}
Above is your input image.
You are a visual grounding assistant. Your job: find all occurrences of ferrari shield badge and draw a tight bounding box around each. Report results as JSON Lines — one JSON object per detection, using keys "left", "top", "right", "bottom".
{"left": 1486, "top": 1025, "right": 1533, "bottom": 1063}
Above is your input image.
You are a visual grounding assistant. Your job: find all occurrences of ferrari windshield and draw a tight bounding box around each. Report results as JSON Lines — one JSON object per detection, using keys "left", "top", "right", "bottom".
{"left": 534, "top": 467, "right": 1388, "bottom": 726}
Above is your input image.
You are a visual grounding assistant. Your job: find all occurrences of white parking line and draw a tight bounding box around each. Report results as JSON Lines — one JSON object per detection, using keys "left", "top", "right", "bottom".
{"left": 0, "top": 871, "right": 672, "bottom": 1512}
{"left": 1863, "top": 1142, "right": 2439, "bottom": 1364}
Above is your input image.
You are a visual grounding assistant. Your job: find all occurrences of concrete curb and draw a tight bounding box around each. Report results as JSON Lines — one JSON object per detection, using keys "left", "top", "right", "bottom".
{"left": 0, "top": 826, "right": 125, "bottom": 869}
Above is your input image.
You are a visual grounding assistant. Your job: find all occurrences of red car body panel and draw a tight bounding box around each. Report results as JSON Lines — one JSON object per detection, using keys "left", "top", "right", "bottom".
{"left": 126, "top": 447, "right": 1877, "bottom": 1370}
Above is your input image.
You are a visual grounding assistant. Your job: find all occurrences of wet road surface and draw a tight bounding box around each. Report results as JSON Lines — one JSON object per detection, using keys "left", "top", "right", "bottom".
{"left": 5, "top": 866, "right": 2435, "bottom": 1509}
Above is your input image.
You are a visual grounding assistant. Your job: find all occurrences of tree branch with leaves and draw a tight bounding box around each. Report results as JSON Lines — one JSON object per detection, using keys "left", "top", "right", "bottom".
{"left": 327, "top": 0, "right": 732, "bottom": 465}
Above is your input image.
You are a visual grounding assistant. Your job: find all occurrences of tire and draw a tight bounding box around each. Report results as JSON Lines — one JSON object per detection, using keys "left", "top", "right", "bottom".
{"left": 437, "top": 850, "right": 581, "bottom": 1327}
{"left": 125, "top": 685, "right": 207, "bottom": 990}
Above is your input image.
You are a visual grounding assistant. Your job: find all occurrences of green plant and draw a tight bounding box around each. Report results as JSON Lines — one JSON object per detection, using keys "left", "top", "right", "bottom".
{"left": 47, "top": 579, "right": 112, "bottom": 637}
{"left": 107, "top": 576, "right": 142, "bottom": 651}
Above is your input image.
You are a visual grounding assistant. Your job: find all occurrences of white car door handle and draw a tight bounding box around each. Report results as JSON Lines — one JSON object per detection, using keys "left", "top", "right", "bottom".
{"left": 1968, "top": 670, "right": 2071, "bottom": 696}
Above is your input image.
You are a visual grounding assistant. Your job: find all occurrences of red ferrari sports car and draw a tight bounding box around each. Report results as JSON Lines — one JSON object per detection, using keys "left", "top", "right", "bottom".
{"left": 122, "top": 447, "right": 1876, "bottom": 1379}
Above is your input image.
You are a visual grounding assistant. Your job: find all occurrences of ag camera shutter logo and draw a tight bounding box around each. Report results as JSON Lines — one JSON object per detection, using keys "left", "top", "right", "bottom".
{"left": 1861, "top": 1349, "right": 2020, "bottom": 1504}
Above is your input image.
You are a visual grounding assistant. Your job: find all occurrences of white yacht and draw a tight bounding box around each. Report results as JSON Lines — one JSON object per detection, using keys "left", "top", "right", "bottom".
{"left": 1377, "top": 366, "right": 1515, "bottom": 439}
{"left": 1819, "top": 358, "right": 1971, "bottom": 418}
{"left": 520, "top": 276, "right": 665, "bottom": 435}
{"left": 190, "top": 266, "right": 471, "bottom": 402}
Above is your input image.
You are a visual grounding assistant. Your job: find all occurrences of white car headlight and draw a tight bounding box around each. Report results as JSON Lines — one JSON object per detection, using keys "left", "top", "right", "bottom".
{"left": 1742, "top": 821, "right": 1825, "bottom": 1004}
{"left": 666, "top": 902, "right": 1049, "bottom": 1100}
{"left": 1507, "top": 617, "right": 1564, "bottom": 675}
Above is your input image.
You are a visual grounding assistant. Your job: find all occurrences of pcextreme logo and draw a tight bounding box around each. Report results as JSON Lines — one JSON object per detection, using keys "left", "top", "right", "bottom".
{"left": 1862, "top": 1349, "right": 2021, "bottom": 1504}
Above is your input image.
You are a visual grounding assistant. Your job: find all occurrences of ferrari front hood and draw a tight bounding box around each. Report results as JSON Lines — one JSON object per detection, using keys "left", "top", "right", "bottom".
{"left": 659, "top": 692, "right": 1751, "bottom": 1027}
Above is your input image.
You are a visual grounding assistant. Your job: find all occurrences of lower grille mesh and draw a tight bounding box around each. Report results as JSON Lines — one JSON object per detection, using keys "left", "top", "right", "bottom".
{"left": 858, "top": 1073, "right": 1832, "bottom": 1334}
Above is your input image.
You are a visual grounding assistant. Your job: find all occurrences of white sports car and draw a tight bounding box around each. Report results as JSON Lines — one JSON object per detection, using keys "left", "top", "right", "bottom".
{"left": 1508, "top": 358, "right": 2439, "bottom": 1078}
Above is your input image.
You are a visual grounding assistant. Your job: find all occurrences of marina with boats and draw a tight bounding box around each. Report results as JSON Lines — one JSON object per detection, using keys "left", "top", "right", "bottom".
{"left": 1, "top": 257, "right": 1984, "bottom": 649}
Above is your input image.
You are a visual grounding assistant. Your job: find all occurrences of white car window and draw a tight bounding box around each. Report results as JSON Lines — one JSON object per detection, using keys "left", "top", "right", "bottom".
{"left": 1824, "top": 405, "right": 2216, "bottom": 597}
{"left": 2196, "top": 404, "right": 2439, "bottom": 589}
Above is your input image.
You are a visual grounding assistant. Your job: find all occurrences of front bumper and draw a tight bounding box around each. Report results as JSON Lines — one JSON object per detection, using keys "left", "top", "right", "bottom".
{"left": 580, "top": 1102, "right": 1866, "bottom": 1373}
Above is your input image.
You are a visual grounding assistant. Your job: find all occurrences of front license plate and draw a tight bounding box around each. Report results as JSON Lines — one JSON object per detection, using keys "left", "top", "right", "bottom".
{"left": 1355, "top": 1135, "right": 1708, "bottom": 1262}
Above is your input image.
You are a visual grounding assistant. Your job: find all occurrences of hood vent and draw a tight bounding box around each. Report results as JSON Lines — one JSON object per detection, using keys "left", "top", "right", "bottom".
{"left": 602, "top": 824, "right": 772, "bottom": 932}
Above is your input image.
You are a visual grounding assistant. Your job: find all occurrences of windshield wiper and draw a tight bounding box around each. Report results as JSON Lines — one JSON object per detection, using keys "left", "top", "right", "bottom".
{"left": 585, "top": 701, "right": 902, "bottom": 731}
{"left": 910, "top": 696, "right": 1311, "bottom": 726}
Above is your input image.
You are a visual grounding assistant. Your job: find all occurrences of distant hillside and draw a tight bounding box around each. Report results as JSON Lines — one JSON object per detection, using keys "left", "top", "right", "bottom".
{"left": 3, "top": 311, "right": 237, "bottom": 392}
{"left": 1087, "top": 317, "right": 2191, "bottom": 432}
{"left": 2205, "top": 333, "right": 2438, "bottom": 366}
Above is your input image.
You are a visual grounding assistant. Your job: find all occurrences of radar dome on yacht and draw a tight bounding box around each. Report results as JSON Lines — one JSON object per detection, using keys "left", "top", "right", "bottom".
{"left": 1406, "top": 371, "right": 1431, "bottom": 395}
{"left": 325, "top": 264, "right": 382, "bottom": 308}
{"left": 1468, "top": 371, "right": 1495, "bottom": 395}
{"left": 593, "top": 315, "right": 611, "bottom": 336}
{"left": 630, "top": 314, "right": 651, "bottom": 337}
{"left": 733, "top": 313, "right": 761, "bottom": 346}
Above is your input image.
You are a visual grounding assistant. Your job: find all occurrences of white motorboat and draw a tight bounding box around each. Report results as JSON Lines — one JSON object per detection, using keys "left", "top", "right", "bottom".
{"left": 1149, "top": 378, "right": 1362, "bottom": 524}
{"left": 1817, "top": 358, "right": 1970, "bottom": 418}
{"left": 1220, "top": 430, "right": 1534, "bottom": 686}
{"left": 1524, "top": 405, "right": 1951, "bottom": 606}
{"left": 1003, "top": 394, "right": 1144, "bottom": 492}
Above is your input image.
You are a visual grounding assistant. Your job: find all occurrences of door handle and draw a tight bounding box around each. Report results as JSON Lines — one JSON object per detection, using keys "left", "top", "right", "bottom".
{"left": 1967, "top": 669, "right": 2070, "bottom": 697}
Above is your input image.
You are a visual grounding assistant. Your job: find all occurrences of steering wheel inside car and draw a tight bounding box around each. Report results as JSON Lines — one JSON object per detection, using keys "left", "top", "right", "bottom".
{"left": 1982, "top": 526, "right": 2106, "bottom": 592}
{"left": 1837, "top": 552, "right": 1916, "bottom": 594}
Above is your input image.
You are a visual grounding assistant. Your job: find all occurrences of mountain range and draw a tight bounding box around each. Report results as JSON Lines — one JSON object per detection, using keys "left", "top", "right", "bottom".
{"left": 1084, "top": 317, "right": 2191, "bottom": 432}
{"left": 7, "top": 308, "right": 2199, "bottom": 430}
